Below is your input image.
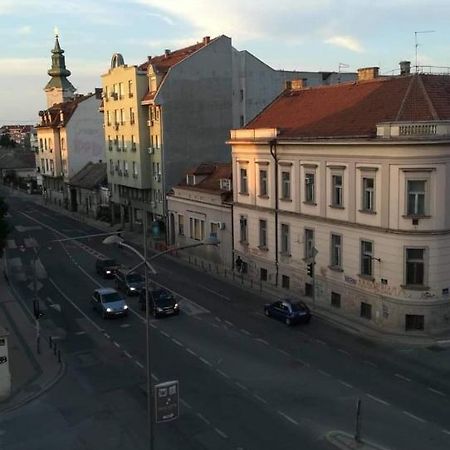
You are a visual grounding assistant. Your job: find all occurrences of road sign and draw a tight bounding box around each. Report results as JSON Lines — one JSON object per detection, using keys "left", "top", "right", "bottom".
{"left": 155, "top": 380, "right": 179, "bottom": 423}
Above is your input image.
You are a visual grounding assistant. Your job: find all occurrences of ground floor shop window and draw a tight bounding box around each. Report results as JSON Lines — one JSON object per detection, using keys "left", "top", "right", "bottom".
{"left": 305, "top": 282, "right": 313, "bottom": 297}
{"left": 405, "top": 314, "right": 424, "bottom": 331}
{"left": 360, "top": 302, "right": 372, "bottom": 320}
{"left": 331, "top": 292, "right": 341, "bottom": 308}
{"left": 260, "top": 268, "right": 267, "bottom": 281}
{"left": 282, "top": 275, "right": 290, "bottom": 289}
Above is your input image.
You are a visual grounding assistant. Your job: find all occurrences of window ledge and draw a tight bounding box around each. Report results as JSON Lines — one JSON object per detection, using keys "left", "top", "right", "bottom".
{"left": 258, "top": 195, "right": 269, "bottom": 199}
{"left": 239, "top": 192, "right": 249, "bottom": 196}
{"left": 303, "top": 201, "right": 317, "bottom": 206}
{"left": 280, "top": 197, "right": 292, "bottom": 202}
{"left": 358, "top": 209, "right": 377, "bottom": 215}
{"left": 258, "top": 246, "right": 269, "bottom": 251}
{"left": 328, "top": 265, "right": 343, "bottom": 272}
{"left": 400, "top": 285, "right": 430, "bottom": 291}
{"left": 402, "top": 215, "right": 431, "bottom": 219}
{"left": 358, "top": 274, "right": 375, "bottom": 282}
{"left": 329, "top": 205, "right": 345, "bottom": 209}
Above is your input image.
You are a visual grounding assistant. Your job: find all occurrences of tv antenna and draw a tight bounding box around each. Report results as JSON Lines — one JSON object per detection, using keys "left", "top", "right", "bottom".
{"left": 338, "top": 63, "right": 349, "bottom": 83}
{"left": 415, "top": 30, "right": 435, "bottom": 72}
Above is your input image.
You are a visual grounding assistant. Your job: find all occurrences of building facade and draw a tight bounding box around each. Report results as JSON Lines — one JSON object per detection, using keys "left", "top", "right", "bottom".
{"left": 167, "top": 162, "right": 233, "bottom": 268}
{"left": 101, "top": 35, "right": 355, "bottom": 236}
{"left": 37, "top": 35, "right": 104, "bottom": 207}
{"left": 230, "top": 65, "right": 450, "bottom": 334}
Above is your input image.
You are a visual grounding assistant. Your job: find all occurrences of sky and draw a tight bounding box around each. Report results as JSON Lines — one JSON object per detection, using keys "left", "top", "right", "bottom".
{"left": 1, "top": 0, "right": 450, "bottom": 125}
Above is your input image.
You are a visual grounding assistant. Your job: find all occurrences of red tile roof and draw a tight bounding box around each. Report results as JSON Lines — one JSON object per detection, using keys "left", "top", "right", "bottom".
{"left": 246, "top": 74, "right": 450, "bottom": 139}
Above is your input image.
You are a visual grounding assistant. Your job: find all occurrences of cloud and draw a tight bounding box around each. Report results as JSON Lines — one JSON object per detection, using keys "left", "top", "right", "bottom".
{"left": 17, "top": 25, "right": 32, "bottom": 35}
{"left": 324, "top": 35, "right": 364, "bottom": 53}
{"left": 146, "top": 12, "right": 175, "bottom": 26}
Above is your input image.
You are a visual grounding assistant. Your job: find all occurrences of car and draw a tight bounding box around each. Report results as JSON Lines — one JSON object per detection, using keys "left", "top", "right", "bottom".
{"left": 264, "top": 299, "right": 311, "bottom": 326}
{"left": 115, "top": 269, "right": 145, "bottom": 295}
{"left": 139, "top": 287, "right": 179, "bottom": 318}
{"left": 91, "top": 287, "right": 129, "bottom": 319}
{"left": 95, "top": 257, "right": 119, "bottom": 279}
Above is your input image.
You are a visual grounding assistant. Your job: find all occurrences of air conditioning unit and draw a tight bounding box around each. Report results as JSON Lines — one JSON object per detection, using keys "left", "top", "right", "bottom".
{"left": 148, "top": 147, "right": 154, "bottom": 154}
{"left": 219, "top": 222, "right": 226, "bottom": 230}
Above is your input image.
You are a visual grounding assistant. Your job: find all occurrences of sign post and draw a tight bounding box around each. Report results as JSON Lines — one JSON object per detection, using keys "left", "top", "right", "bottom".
{"left": 155, "top": 380, "right": 179, "bottom": 423}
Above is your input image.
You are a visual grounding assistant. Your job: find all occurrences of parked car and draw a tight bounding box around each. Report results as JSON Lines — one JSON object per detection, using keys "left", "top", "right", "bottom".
{"left": 139, "top": 287, "right": 179, "bottom": 318}
{"left": 115, "top": 269, "right": 145, "bottom": 295}
{"left": 91, "top": 287, "right": 129, "bottom": 319}
{"left": 264, "top": 299, "right": 311, "bottom": 326}
{"left": 95, "top": 257, "right": 119, "bottom": 279}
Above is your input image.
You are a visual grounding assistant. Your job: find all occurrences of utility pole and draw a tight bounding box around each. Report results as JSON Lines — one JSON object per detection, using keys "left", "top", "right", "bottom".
{"left": 415, "top": 30, "right": 435, "bottom": 72}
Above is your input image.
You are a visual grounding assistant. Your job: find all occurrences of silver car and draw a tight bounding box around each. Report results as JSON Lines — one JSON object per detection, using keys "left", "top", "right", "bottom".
{"left": 91, "top": 287, "right": 129, "bottom": 319}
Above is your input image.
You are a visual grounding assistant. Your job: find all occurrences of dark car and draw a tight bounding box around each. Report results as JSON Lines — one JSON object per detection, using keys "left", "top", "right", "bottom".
{"left": 91, "top": 287, "right": 129, "bottom": 319}
{"left": 95, "top": 257, "right": 119, "bottom": 279}
{"left": 115, "top": 269, "right": 145, "bottom": 295}
{"left": 264, "top": 299, "right": 311, "bottom": 326}
{"left": 139, "top": 288, "right": 179, "bottom": 318}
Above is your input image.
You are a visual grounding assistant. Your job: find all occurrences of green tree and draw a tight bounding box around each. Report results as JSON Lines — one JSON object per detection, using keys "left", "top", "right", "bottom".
{"left": 0, "top": 197, "right": 10, "bottom": 256}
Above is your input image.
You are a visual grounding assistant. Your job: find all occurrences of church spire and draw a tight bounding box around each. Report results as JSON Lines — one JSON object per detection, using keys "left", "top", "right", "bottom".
{"left": 44, "top": 30, "right": 76, "bottom": 107}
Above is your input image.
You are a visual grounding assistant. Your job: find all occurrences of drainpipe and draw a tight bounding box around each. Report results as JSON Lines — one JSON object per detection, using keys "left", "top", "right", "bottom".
{"left": 231, "top": 200, "right": 235, "bottom": 271}
{"left": 269, "top": 139, "right": 279, "bottom": 287}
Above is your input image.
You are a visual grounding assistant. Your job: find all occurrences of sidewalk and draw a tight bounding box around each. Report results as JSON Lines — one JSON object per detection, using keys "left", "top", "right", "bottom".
{"left": 0, "top": 258, "right": 65, "bottom": 414}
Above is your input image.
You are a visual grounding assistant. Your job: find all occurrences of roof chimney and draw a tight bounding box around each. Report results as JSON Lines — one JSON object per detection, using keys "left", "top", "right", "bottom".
{"left": 285, "top": 80, "right": 292, "bottom": 90}
{"left": 203, "top": 36, "right": 210, "bottom": 45}
{"left": 357, "top": 67, "right": 379, "bottom": 81}
{"left": 147, "top": 55, "right": 152, "bottom": 62}
{"left": 399, "top": 61, "right": 411, "bottom": 75}
{"left": 164, "top": 49, "right": 171, "bottom": 57}
{"left": 291, "top": 79, "right": 307, "bottom": 90}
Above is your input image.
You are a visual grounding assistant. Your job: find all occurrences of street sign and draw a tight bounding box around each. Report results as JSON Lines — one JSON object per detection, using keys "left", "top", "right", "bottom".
{"left": 155, "top": 380, "right": 179, "bottom": 423}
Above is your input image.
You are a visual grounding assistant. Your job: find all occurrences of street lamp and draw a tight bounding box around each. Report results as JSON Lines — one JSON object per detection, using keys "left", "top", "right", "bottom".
{"left": 102, "top": 232, "right": 219, "bottom": 450}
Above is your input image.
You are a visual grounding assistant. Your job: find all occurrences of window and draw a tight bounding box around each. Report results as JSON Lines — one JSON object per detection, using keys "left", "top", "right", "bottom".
{"left": 407, "top": 180, "right": 426, "bottom": 216}
{"left": 260, "top": 268, "right": 267, "bottom": 281}
{"left": 331, "top": 292, "right": 341, "bottom": 308}
{"left": 239, "top": 216, "right": 248, "bottom": 243}
{"left": 259, "top": 169, "right": 268, "bottom": 196}
{"left": 405, "top": 248, "right": 425, "bottom": 287}
{"left": 178, "top": 214, "right": 184, "bottom": 235}
{"left": 305, "top": 172, "right": 315, "bottom": 203}
{"left": 282, "top": 275, "right": 290, "bottom": 289}
{"left": 281, "top": 171, "right": 291, "bottom": 199}
{"left": 120, "top": 109, "right": 125, "bottom": 125}
{"left": 128, "top": 80, "right": 133, "bottom": 97}
{"left": 132, "top": 161, "right": 138, "bottom": 177}
{"left": 360, "top": 240, "right": 373, "bottom": 277}
{"left": 240, "top": 89, "right": 244, "bottom": 101}
{"left": 121, "top": 135, "right": 125, "bottom": 151}
{"left": 332, "top": 174, "right": 343, "bottom": 207}
{"left": 405, "top": 315, "right": 424, "bottom": 331}
{"left": 189, "top": 218, "right": 205, "bottom": 240}
{"left": 240, "top": 168, "right": 248, "bottom": 194}
{"left": 362, "top": 177, "right": 375, "bottom": 211}
{"left": 130, "top": 107, "right": 135, "bottom": 125}
{"left": 360, "top": 302, "right": 372, "bottom": 320}
{"left": 330, "top": 234, "right": 342, "bottom": 268}
{"left": 304, "top": 229, "right": 315, "bottom": 259}
{"left": 281, "top": 224, "right": 290, "bottom": 254}
{"left": 108, "top": 136, "right": 112, "bottom": 151}
{"left": 259, "top": 219, "right": 267, "bottom": 248}
{"left": 240, "top": 115, "right": 245, "bottom": 127}
{"left": 41, "top": 158, "right": 45, "bottom": 173}
{"left": 109, "top": 159, "right": 114, "bottom": 174}
{"left": 210, "top": 222, "right": 219, "bottom": 237}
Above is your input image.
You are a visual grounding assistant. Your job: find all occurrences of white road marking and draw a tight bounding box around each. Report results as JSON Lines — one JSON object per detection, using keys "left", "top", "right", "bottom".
{"left": 149, "top": 322, "right": 156, "bottom": 328}
{"left": 338, "top": 380, "right": 353, "bottom": 389}
{"left": 240, "top": 329, "right": 251, "bottom": 336}
{"left": 395, "top": 373, "right": 411, "bottom": 382}
{"left": 235, "top": 382, "right": 248, "bottom": 391}
{"left": 403, "top": 411, "right": 426, "bottom": 423}
{"left": 120, "top": 323, "right": 131, "bottom": 328}
{"left": 124, "top": 351, "right": 132, "bottom": 358}
{"left": 172, "top": 338, "right": 183, "bottom": 347}
{"left": 215, "top": 317, "right": 222, "bottom": 322}
{"left": 278, "top": 411, "right": 298, "bottom": 425}
{"left": 225, "top": 320, "right": 234, "bottom": 327}
{"left": 427, "top": 387, "right": 446, "bottom": 397}
{"left": 214, "top": 428, "right": 228, "bottom": 439}
{"left": 253, "top": 394, "right": 268, "bottom": 404}
{"left": 186, "top": 348, "right": 197, "bottom": 356}
{"left": 199, "top": 357, "right": 212, "bottom": 367}
{"left": 180, "top": 398, "right": 192, "bottom": 409}
{"left": 135, "top": 361, "right": 144, "bottom": 369}
{"left": 217, "top": 369, "right": 230, "bottom": 379}
{"left": 318, "top": 369, "right": 331, "bottom": 377}
{"left": 113, "top": 342, "right": 121, "bottom": 348}
{"left": 254, "top": 338, "right": 269, "bottom": 346}
{"left": 363, "top": 360, "right": 377, "bottom": 367}
{"left": 151, "top": 373, "right": 159, "bottom": 381}
{"left": 442, "top": 429, "right": 450, "bottom": 435}
{"left": 366, "top": 394, "right": 390, "bottom": 406}
{"left": 315, "top": 339, "right": 326, "bottom": 345}
{"left": 196, "top": 413, "right": 210, "bottom": 425}
{"left": 104, "top": 333, "right": 111, "bottom": 339}
{"left": 75, "top": 331, "right": 86, "bottom": 336}
{"left": 277, "top": 348, "right": 290, "bottom": 357}
{"left": 198, "top": 284, "right": 230, "bottom": 301}
{"left": 337, "top": 348, "right": 351, "bottom": 356}
{"left": 160, "top": 330, "right": 170, "bottom": 338}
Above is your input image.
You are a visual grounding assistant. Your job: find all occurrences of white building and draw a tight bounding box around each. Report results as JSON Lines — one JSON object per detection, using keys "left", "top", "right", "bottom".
{"left": 230, "top": 64, "right": 450, "bottom": 335}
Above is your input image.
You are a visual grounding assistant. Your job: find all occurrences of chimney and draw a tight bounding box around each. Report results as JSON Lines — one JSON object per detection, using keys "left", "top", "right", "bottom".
{"left": 164, "top": 49, "right": 171, "bottom": 57}
{"left": 203, "top": 36, "right": 210, "bottom": 45}
{"left": 399, "top": 61, "right": 411, "bottom": 75}
{"left": 285, "top": 80, "right": 292, "bottom": 90}
{"left": 357, "top": 67, "right": 379, "bottom": 81}
{"left": 147, "top": 55, "right": 152, "bottom": 62}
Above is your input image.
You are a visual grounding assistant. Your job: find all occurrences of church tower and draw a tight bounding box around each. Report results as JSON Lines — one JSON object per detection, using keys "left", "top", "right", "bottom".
{"left": 44, "top": 31, "right": 76, "bottom": 107}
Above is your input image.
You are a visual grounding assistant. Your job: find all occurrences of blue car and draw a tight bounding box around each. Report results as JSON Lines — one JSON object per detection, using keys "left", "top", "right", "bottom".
{"left": 264, "top": 299, "right": 311, "bottom": 326}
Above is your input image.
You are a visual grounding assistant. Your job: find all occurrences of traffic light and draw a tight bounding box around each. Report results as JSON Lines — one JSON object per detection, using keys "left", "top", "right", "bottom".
{"left": 307, "top": 263, "right": 314, "bottom": 277}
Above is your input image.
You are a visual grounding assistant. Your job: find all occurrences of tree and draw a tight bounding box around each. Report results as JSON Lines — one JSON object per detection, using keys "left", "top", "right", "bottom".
{"left": 0, "top": 133, "right": 15, "bottom": 148}
{"left": 0, "top": 197, "right": 10, "bottom": 257}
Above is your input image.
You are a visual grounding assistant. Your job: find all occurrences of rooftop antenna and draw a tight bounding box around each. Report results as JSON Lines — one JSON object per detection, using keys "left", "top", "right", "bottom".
{"left": 338, "top": 62, "right": 349, "bottom": 83}
{"left": 415, "top": 30, "right": 435, "bottom": 72}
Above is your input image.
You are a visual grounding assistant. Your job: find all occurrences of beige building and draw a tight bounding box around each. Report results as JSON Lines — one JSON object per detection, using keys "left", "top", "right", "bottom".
{"left": 167, "top": 162, "right": 233, "bottom": 268}
{"left": 101, "top": 36, "right": 355, "bottom": 236}
{"left": 37, "top": 35, "right": 104, "bottom": 208}
{"left": 230, "top": 64, "right": 450, "bottom": 335}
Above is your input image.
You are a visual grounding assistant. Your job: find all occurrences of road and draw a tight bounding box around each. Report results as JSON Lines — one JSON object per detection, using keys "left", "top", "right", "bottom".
{"left": 2, "top": 189, "right": 450, "bottom": 450}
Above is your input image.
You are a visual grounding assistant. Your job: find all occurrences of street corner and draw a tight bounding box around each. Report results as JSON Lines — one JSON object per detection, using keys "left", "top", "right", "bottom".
{"left": 326, "top": 431, "right": 392, "bottom": 450}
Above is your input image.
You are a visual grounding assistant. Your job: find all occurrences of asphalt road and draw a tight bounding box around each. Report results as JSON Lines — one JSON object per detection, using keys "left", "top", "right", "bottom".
{"left": 2, "top": 190, "right": 450, "bottom": 450}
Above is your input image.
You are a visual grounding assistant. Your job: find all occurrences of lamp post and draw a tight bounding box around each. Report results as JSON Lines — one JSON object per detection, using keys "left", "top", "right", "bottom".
{"left": 103, "top": 230, "right": 219, "bottom": 450}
